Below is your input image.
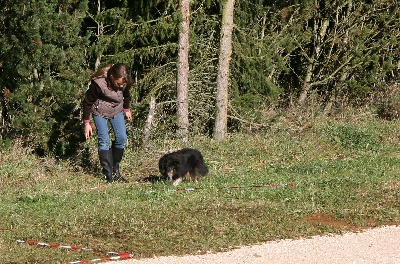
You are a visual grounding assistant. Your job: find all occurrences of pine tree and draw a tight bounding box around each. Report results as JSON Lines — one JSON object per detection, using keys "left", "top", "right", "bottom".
{"left": 0, "top": 0, "right": 89, "bottom": 156}
{"left": 228, "top": 1, "right": 290, "bottom": 128}
{"left": 282, "top": 0, "right": 400, "bottom": 107}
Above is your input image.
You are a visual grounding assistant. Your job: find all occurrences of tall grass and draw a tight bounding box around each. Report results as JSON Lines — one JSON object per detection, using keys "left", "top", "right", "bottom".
{"left": 0, "top": 110, "right": 399, "bottom": 263}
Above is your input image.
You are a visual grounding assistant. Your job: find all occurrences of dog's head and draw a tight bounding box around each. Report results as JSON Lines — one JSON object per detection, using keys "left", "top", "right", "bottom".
{"left": 159, "top": 156, "right": 180, "bottom": 176}
{"left": 165, "top": 159, "right": 180, "bottom": 177}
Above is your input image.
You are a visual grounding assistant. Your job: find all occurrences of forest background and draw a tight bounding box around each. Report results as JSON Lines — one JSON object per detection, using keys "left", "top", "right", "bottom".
{"left": 0, "top": 0, "right": 399, "bottom": 160}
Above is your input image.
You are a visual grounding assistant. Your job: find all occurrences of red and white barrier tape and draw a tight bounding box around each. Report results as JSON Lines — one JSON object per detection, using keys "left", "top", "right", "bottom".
{"left": 383, "top": 181, "right": 398, "bottom": 186}
{"left": 166, "top": 181, "right": 398, "bottom": 192}
{"left": 86, "top": 182, "right": 296, "bottom": 193}
{"left": 169, "top": 183, "right": 296, "bottom": 192}
{"left": 62, "top": 253, "right": 134, "bottom": 264}
{"left": 16, "top": 239, "right": 134, "bottom": 264}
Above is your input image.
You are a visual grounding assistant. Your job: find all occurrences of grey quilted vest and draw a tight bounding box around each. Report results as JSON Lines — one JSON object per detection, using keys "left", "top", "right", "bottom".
{"left": 91, "top": 78, "right": 124, "bottom": 119}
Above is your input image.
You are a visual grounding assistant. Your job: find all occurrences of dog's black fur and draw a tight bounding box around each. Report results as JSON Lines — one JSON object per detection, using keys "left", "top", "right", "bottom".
{"left": 158, "top": 148, "right": 209, "bottom": 186}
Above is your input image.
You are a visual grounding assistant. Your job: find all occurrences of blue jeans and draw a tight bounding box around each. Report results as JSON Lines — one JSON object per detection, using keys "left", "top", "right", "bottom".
{"left": 93, "top": 112, "right": 127, "bottom": 151}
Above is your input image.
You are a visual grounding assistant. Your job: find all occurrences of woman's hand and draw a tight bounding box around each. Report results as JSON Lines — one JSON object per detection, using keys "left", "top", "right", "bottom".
{"left": 84, "top": 123, "right": 93, "bottom": 140}
{"left": 125, "top": 111, "right": 132, "bottom": 122}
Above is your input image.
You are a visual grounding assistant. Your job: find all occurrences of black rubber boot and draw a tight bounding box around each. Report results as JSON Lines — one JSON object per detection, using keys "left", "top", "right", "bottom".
{"left": 99, "top": 149, "right": 113, "bottom": 183}
{"left": 112, "top": 147, "right": 128, "bottom": 183}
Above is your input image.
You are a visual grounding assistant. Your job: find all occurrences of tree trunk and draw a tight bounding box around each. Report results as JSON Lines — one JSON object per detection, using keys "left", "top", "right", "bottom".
{"left": 214, "top": 0, "right": 235, "bottom": 141}
{"left": 298, "top": 18, "right": 329, "bottom": 105}
{"left": 176, "top": 0, "right": 190, "bottom": 144}
{"left": 142, "top": 96, "right": 156, "bottom": 148}
{"left": 94, "top": 0, "right": 104, "bottom": 70}
{"left": 323, "top": 70, "right": 348, "bottom": 114}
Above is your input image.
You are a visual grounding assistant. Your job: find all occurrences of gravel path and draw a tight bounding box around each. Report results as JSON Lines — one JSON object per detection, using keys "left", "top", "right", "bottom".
{"left": 106, "top": 225, "right": 400, "bottom": 264}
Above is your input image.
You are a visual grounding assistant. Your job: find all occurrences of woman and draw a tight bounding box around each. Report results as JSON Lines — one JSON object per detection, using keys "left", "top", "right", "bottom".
{"left": 82, "top": 63, "right": 132, "bottom": 183}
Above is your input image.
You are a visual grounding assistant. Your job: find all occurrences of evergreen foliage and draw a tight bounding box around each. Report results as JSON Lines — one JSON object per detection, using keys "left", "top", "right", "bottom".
{"left": 0, "top": 0, "right": 89, "bottom": 157}
{"left": 231, "top": 1, "right": 289, "bottom": 124}
{"left": 280, "top": 0, "right": 400, "bottom": 104}
{"left": 0, "top": 0, "right": 399, "bottom": 158}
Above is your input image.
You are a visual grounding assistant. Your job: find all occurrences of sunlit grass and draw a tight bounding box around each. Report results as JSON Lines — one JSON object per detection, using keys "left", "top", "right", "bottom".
{"left": 1, "top": 112, "right": 399, "bottom": 263}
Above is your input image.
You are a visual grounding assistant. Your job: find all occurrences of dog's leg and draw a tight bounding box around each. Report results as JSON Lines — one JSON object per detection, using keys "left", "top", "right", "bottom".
{"left": 188, "top": 172, "right": 198, "bottom": 183}
{"left": 184, "top": 171, "right": 190, "bottom": 180}
{"left": 172, "top": 177, "right": 183, "bottom": 186}
{"left": 167, "top": 169, "right": 175, "bottom": 183}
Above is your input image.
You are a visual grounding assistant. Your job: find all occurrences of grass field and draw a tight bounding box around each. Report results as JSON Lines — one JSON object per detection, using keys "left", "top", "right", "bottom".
{"left": 0, "top": 110, "right": 399, "bottom": 263}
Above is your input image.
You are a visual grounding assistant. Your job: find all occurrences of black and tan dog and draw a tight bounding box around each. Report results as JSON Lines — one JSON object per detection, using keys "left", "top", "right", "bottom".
{"left": 158, "top": 148, "right": 209, "bottom": 186}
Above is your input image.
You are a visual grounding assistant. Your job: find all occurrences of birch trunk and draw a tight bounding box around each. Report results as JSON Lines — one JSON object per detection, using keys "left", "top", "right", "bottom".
{"left": 214, "top": 0, "right": 235, "bottom": 141}
{"left": 142, "top": 96, "right": 156, "bottom": 148}
{"left": 176, "top": 0, "right": 190, "bottom": 144}
{"left": 298, "top": 18, "right": 329, "bottom": 105}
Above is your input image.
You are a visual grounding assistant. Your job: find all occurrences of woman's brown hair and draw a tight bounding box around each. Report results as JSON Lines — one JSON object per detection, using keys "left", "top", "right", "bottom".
{"left": 91, "top": 64, "right": 112, "bottom": 79}
{"left": 91, "top": 63, "right": 132, "bottom": 90}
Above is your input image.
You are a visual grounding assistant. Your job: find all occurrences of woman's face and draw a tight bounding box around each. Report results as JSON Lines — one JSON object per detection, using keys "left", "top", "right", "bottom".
{"left": 110, "top": 76, "right": 127, "bottom": 90}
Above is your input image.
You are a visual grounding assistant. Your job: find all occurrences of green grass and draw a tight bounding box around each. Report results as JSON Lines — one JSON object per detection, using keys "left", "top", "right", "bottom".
{"left": 0, "top": 112, "right": 399, "bottom": 263}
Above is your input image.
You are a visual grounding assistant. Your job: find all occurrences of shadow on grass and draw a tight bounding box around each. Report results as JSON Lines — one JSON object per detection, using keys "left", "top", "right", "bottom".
{"left": 136, "top": 174, "right": 168, "bottom": 184}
